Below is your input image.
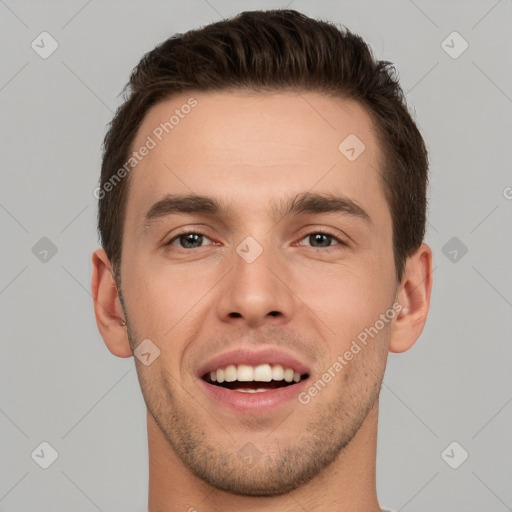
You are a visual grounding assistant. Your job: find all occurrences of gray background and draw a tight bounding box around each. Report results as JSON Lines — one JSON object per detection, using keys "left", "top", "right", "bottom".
{"left": 1, "top": 0, "right": 511, "bottom": 511}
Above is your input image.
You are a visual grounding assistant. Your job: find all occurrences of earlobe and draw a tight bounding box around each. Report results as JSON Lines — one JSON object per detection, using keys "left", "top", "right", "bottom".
{"left": 91, "top": 249, "right": 133, "bottom": 358}
{"left": 389, "top": 243, "right": 433, "bottom": 354}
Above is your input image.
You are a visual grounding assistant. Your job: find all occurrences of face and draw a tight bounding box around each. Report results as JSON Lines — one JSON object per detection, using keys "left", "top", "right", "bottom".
{"left": 118, "top": 91, "right": 399, "bottom": 495}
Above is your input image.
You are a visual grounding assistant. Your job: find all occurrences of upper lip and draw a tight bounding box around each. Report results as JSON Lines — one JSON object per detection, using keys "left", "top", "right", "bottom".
{"left": 197, "top": 347, "right": 311, "bottom": 378}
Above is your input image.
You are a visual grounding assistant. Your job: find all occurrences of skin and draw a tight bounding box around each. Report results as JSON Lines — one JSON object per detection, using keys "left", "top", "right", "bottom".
{"left": 91, "top": 91, "right": 432, "bottom": 512}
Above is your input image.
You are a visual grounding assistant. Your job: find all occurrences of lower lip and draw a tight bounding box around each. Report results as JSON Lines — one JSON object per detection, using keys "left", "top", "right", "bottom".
{"left": 197, "top": 377, "right": 310, "bottom": 414}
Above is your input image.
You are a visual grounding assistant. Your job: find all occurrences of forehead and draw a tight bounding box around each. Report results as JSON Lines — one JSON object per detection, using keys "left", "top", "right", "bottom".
{"left": 125, "top": 90, "right": 388, "bottom": 228}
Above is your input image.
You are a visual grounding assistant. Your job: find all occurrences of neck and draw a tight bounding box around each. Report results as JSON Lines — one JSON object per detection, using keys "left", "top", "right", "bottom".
{"left": 147, "top": 400, "right": 382, "bottom": 512}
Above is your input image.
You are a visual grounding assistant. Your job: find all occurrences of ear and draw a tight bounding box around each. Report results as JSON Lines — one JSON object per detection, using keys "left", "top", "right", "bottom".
{"left": 91, "top": 248, "right": 133, "bottom": 358}
{"left": 389, "top": 243, "right": 433, "bottom": 353}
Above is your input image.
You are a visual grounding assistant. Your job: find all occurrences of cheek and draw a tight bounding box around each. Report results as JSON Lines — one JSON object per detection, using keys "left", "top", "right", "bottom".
{"left": 124, "top": 261, "right": 218, "bottom": 342}
{"left": 291, "top": 271, "right": 394, "bottom": 388}
{"left": 293, "top": 258, "right": 394, "bottom": 338}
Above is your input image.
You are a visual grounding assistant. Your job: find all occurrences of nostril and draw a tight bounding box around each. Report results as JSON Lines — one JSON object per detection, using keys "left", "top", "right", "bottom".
{"left": 227, "top": 311, "right": 280, "bottom": 318}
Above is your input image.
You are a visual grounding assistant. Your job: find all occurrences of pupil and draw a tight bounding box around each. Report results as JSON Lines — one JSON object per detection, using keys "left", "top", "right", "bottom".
{"left": 311, "top": 233, "right": 330, "bottom": 247}
{"left": 181, "top": 233, "right": 202, "bottom": 248}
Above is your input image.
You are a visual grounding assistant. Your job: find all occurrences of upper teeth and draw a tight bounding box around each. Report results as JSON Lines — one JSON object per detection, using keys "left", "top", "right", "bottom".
{"left": 210, "top": 364, "right": 301, "bottom": 384}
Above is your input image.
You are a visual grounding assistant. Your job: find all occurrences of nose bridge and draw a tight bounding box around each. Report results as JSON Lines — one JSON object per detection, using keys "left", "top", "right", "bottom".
{"left": 216, "top": 234, "right": 293, "bottom": 326}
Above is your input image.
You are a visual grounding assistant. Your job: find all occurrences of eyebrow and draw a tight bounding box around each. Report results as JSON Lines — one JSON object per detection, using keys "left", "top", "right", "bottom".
{"left": 143, "top": 191, "right": 371, "bottom": 228}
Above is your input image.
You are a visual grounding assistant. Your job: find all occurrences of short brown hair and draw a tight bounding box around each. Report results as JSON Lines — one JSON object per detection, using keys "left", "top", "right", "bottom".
{"left": 98, "top": 9, "right": 428, "bottom": 282}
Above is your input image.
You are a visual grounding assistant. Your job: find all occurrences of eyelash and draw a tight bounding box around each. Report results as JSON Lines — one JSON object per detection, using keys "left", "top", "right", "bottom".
{"left": 165, "top": 228, "right": 347, "bottom": 251}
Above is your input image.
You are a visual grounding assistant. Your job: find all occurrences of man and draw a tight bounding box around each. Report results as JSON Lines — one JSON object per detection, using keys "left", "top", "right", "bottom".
{"left": 91, "top": 9, "right": 432, "bottom": 512}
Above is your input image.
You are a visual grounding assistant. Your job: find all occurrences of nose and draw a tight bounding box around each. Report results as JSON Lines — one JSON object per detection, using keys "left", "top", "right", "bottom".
{"left": 215, "top": 238, "right": 296, "bottom": 329}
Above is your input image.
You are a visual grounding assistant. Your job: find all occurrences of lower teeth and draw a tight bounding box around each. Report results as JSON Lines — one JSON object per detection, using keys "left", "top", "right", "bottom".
{"left": 234, "top": 388, "right": 271, "bottom": 393}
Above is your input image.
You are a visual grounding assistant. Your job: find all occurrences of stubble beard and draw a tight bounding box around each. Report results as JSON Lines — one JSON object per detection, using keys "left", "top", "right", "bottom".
{"left": 126, "top": 321, "right": 387, "bottom": 497}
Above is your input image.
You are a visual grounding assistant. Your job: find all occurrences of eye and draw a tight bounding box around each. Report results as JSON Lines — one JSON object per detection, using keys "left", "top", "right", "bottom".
{"left": 167, "top": 231, "right": 213, "bottom": 249}
{"left": 298, "top": 231, "right": 345, "bottom": 248}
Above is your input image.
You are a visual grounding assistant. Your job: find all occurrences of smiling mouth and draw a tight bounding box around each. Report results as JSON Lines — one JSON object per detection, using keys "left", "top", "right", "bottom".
{"left": 202, "top": 363, "right": 310, "bottom": 393}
